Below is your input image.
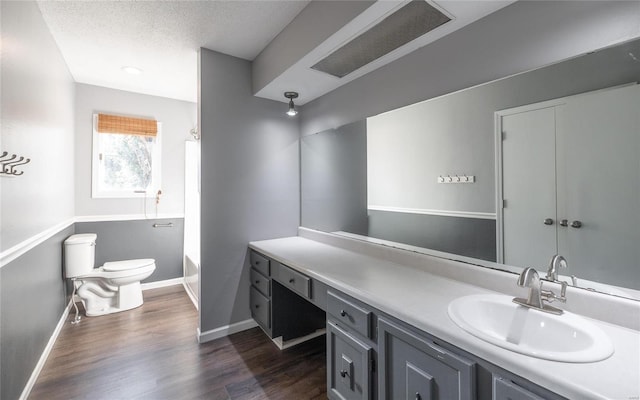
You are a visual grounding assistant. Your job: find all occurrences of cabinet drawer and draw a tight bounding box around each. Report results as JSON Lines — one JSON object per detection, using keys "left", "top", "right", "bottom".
{"left": 275, "top": 262, "right": 310, "bottom": 299}
{"left": 250, "top": 251, "right": 270, "bottom": 276}
{"left": 250, "top": 268, "right": 270, "bottom": 296}
{"left": 327, "top": 291, "right": 373, "bottom": 339}
{"left": 327, "top": 321, "right": 373, "bottom": 400}
{"left": 250, "top": 286, "right": 270, "bottom": 330}
{"left": 493, "top": 376, "right": 545, "bottom": 400}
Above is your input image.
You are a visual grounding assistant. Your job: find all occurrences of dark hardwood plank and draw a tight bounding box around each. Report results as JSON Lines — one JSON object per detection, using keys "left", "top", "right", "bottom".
{"left": 29, "top": 285, "right": 326, "bottom": 400}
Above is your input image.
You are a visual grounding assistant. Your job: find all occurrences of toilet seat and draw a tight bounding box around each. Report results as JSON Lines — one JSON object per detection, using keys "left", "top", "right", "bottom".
{"left": 103, "top": 258, "right": 155, "bottom": 272}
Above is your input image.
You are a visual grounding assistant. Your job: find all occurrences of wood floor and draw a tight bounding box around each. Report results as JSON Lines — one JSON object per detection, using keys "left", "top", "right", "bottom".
{"left": 29, "top": 285, "right": 327, "bottom": 400}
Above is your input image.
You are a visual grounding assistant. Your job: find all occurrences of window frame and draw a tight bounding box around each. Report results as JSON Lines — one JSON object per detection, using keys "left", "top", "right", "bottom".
{"left": 91, "top": 114, "right": 162, "bottom": 199}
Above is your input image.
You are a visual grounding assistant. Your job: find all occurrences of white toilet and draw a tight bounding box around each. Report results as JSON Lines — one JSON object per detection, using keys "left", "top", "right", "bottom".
{"left": 64, "top": 233, "right": 156, "bottom": 316}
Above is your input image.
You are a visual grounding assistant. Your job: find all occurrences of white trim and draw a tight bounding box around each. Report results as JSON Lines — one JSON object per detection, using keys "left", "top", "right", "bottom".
{"left": 19, "top": 300, "right": 72, "bottom": 400}
{"left": 182, "top": 281, "right": 199, "bottom": 310}
{"left": 75, "top": 213, "right": 184, "bottom": 222}
{"left": 197, "top": 319, "right": 259, "bottom": 343}
{"left": 272, "top": 329, "right": 326, "bottom": 350}
{"left": 141, "top": 277, "right": 184, "bottom": 291}
{"left": 0, "top": 218, "right": 75, "bottom": 268}
{"left": 367, "top": 205, "right": 496, "bottom": 220}
{"left": 1, "top": 215, "right": 185, "bottom": 269}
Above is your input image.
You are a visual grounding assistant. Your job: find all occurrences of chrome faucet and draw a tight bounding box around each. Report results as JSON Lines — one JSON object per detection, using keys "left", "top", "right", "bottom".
{"left": 514, "top": 267, "right": 544, "bottom": 309}
{"left": 546, "top": 254, "right": 567, "bottom": 281}
{"left": 513, "top": 266, "right": 566, "bottom": 315}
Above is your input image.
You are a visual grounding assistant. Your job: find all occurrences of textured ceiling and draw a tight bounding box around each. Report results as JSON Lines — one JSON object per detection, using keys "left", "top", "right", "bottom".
{"left": 37, "top": 0, "right": 310, "bottom": 102}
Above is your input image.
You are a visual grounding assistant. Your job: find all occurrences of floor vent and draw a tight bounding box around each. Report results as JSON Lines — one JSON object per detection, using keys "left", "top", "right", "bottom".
{"left": 311, "top": 0, "right": 451, "bottom": 78}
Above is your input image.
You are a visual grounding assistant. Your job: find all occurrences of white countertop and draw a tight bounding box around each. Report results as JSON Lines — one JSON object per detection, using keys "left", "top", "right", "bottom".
{"left": 249, "top": 235, "right": 640, "bottom": 400}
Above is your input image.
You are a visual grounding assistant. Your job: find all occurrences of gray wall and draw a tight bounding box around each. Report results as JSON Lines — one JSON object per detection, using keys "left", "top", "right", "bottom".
{"left": 300, "top": 1, "right": 640, "bottom": 136}
{"left": 75, "top": 218, "right": 184, "bottom": 282}
{"left": 1, "top": 2, "right": 76, "bottom": 398}
{"left": 199, "top": 48, "right": 299, "bottom": 334}
{"left": 74, "top": 83, "right": 197, "bottom": 217}
{"left": 301, "top": 120, "right": 368, "bottom": 235}
{"left": 368, "top": 211, "right": 496, "bottom": 261}
{"left": 1, "top": 226, "right": 74, "bottom": 400}
{"left": 0, "top": 1, "right": 75, "bottom": 251}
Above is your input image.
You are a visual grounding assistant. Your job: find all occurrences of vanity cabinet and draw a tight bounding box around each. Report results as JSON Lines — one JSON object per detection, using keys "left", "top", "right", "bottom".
{"left": 249, "top": 251, "right": 271, "bottom": 335}
{"left": 249, "top": 247, "right": 568, "bottom": 400}
{"left": 378, "top": 317, "right": 476, "bottom": 400}
{"left": 249, "top": 250, "right": 326, "bottom": 343}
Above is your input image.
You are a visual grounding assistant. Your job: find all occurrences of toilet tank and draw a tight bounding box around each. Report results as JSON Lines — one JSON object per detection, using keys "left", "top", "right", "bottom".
{"left": 64, "top": 233, "right": 97, "bottom": 278}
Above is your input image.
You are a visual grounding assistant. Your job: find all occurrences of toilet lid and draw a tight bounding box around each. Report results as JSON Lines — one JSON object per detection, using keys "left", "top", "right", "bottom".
{"left": 103, "top": 258, "right": 155, "bottom": 272}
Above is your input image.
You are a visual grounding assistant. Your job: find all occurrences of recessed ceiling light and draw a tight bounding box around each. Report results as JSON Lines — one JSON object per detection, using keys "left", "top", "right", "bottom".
{"left": 122, "top": 66, "right": 143, "bottom": 75}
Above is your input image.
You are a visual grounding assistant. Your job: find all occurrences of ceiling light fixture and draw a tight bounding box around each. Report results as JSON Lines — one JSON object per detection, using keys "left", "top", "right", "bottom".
{"left": 122, "top": 66, "right": 143, "bottom": 75}
{"left": 284, "top": 92, "right": 299, "bottom": 116}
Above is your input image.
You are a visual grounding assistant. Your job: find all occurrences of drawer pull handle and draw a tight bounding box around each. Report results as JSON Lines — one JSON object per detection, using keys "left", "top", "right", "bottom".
{"left": 340, "top": 310, "right": 347, "bottom": 317}
{"left": 289, "top": 278, "right": 295, "bottom": 284}
{"left": 255, "top": 304, "right": 260, "bottom": 309}
{"left": 255, "top": 280, "right": 260, "bottom": 284}
{"left": 339, "top": 370, "right": 349, "bottom": 378}
{"left": 255, "top": 261, "right": 260, "bottom": 264}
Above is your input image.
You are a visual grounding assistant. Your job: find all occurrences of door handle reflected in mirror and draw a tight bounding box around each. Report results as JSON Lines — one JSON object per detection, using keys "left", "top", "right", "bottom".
{"left": 559, "top": 219, "right": 569, "bottom": 227}
{"left": 543, "top": 218, "right": 554, "bottom": 225}
{"left": 571, "top": 220, "right": 582, "bottom": 228}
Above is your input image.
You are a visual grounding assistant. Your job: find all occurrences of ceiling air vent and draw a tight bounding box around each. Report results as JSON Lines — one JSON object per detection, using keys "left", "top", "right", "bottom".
{"left": 312, "top": 0, "right": 451, "bottom": 78}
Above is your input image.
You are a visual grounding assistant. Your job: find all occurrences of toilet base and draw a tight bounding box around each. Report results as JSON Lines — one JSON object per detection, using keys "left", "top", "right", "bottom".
{"left": 78, "top": 280, "right": 145, "bottom": 317}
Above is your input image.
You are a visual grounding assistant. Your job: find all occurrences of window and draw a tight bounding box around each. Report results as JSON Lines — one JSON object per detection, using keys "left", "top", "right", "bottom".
{"left": 92, "top": 113, "right": 161, "bottom": 198}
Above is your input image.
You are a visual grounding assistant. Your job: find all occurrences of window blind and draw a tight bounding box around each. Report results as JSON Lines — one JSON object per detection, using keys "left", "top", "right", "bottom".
{"left": 97, "top": 113, "right": 158, "bottom": 137}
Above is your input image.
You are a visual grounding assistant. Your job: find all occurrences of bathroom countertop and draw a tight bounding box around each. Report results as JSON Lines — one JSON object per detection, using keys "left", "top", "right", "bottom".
{"left": 249, "top": 235, "right": 640, "bottom": 400}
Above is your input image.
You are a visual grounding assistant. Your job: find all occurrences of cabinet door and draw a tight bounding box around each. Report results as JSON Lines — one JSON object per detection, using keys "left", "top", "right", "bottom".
{"left": 327, "top": 321, "right": 373, "bottom": 400}
{"left": 500, "top": 106, "right": 558, "bottom": 267}
{"left": 378, "top": 318, "right": 475, "bottom": 400}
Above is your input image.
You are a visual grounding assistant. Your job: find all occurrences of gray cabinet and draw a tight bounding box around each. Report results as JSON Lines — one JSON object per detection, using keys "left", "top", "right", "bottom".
{"left": 249, "top": 251, "right": 272, "bottom": 335}
{"left": 327, "top": 321, "right": 373, "bottom": 400}
{"left": 249, "top": 250, "right": 326, "bottom": 343}
{"left": 248, "top": 247, "right": 566, "bottom": 400}
{"left": 378, "top": 317, "right": 476, "bottom": 400}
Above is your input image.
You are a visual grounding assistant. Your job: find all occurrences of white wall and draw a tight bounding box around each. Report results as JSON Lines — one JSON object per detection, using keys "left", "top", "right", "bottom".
{"left": 0, "top": 1, "right": 75, "bottom": 251}
{"left": 74, "top": 83, "right": 197, "bottom": 217}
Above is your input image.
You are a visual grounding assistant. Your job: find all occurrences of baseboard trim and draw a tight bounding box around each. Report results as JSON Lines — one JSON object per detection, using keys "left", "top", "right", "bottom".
{"left": 141, "top": 277, "right": 184, "bottom": 290}
{"left": 272, "top": 329, "right": 326, "bottom": 350}
{"left": 182, "top": 281, "right": 199, "bottom": 310}
{"left": 197, "top": 319, "right": 258, "bottom": 343}
{"left": 19, "top": 300, "right": 72, "bottom": 400}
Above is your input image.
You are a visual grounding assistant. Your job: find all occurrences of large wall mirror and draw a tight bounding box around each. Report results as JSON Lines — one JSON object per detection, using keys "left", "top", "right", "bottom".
{"left": 301, "top": 38, "right": 640, "bottom": 300}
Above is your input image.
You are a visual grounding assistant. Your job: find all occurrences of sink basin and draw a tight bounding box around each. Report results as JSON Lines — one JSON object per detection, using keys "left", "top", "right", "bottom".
{"left": 448, "top": 294, "right": 614, "bottom": 362}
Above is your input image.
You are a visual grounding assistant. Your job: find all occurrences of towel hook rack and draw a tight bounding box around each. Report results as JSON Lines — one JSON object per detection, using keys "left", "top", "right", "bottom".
{"left": 0, "top": 151, "right": 31, "bottom": 176}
